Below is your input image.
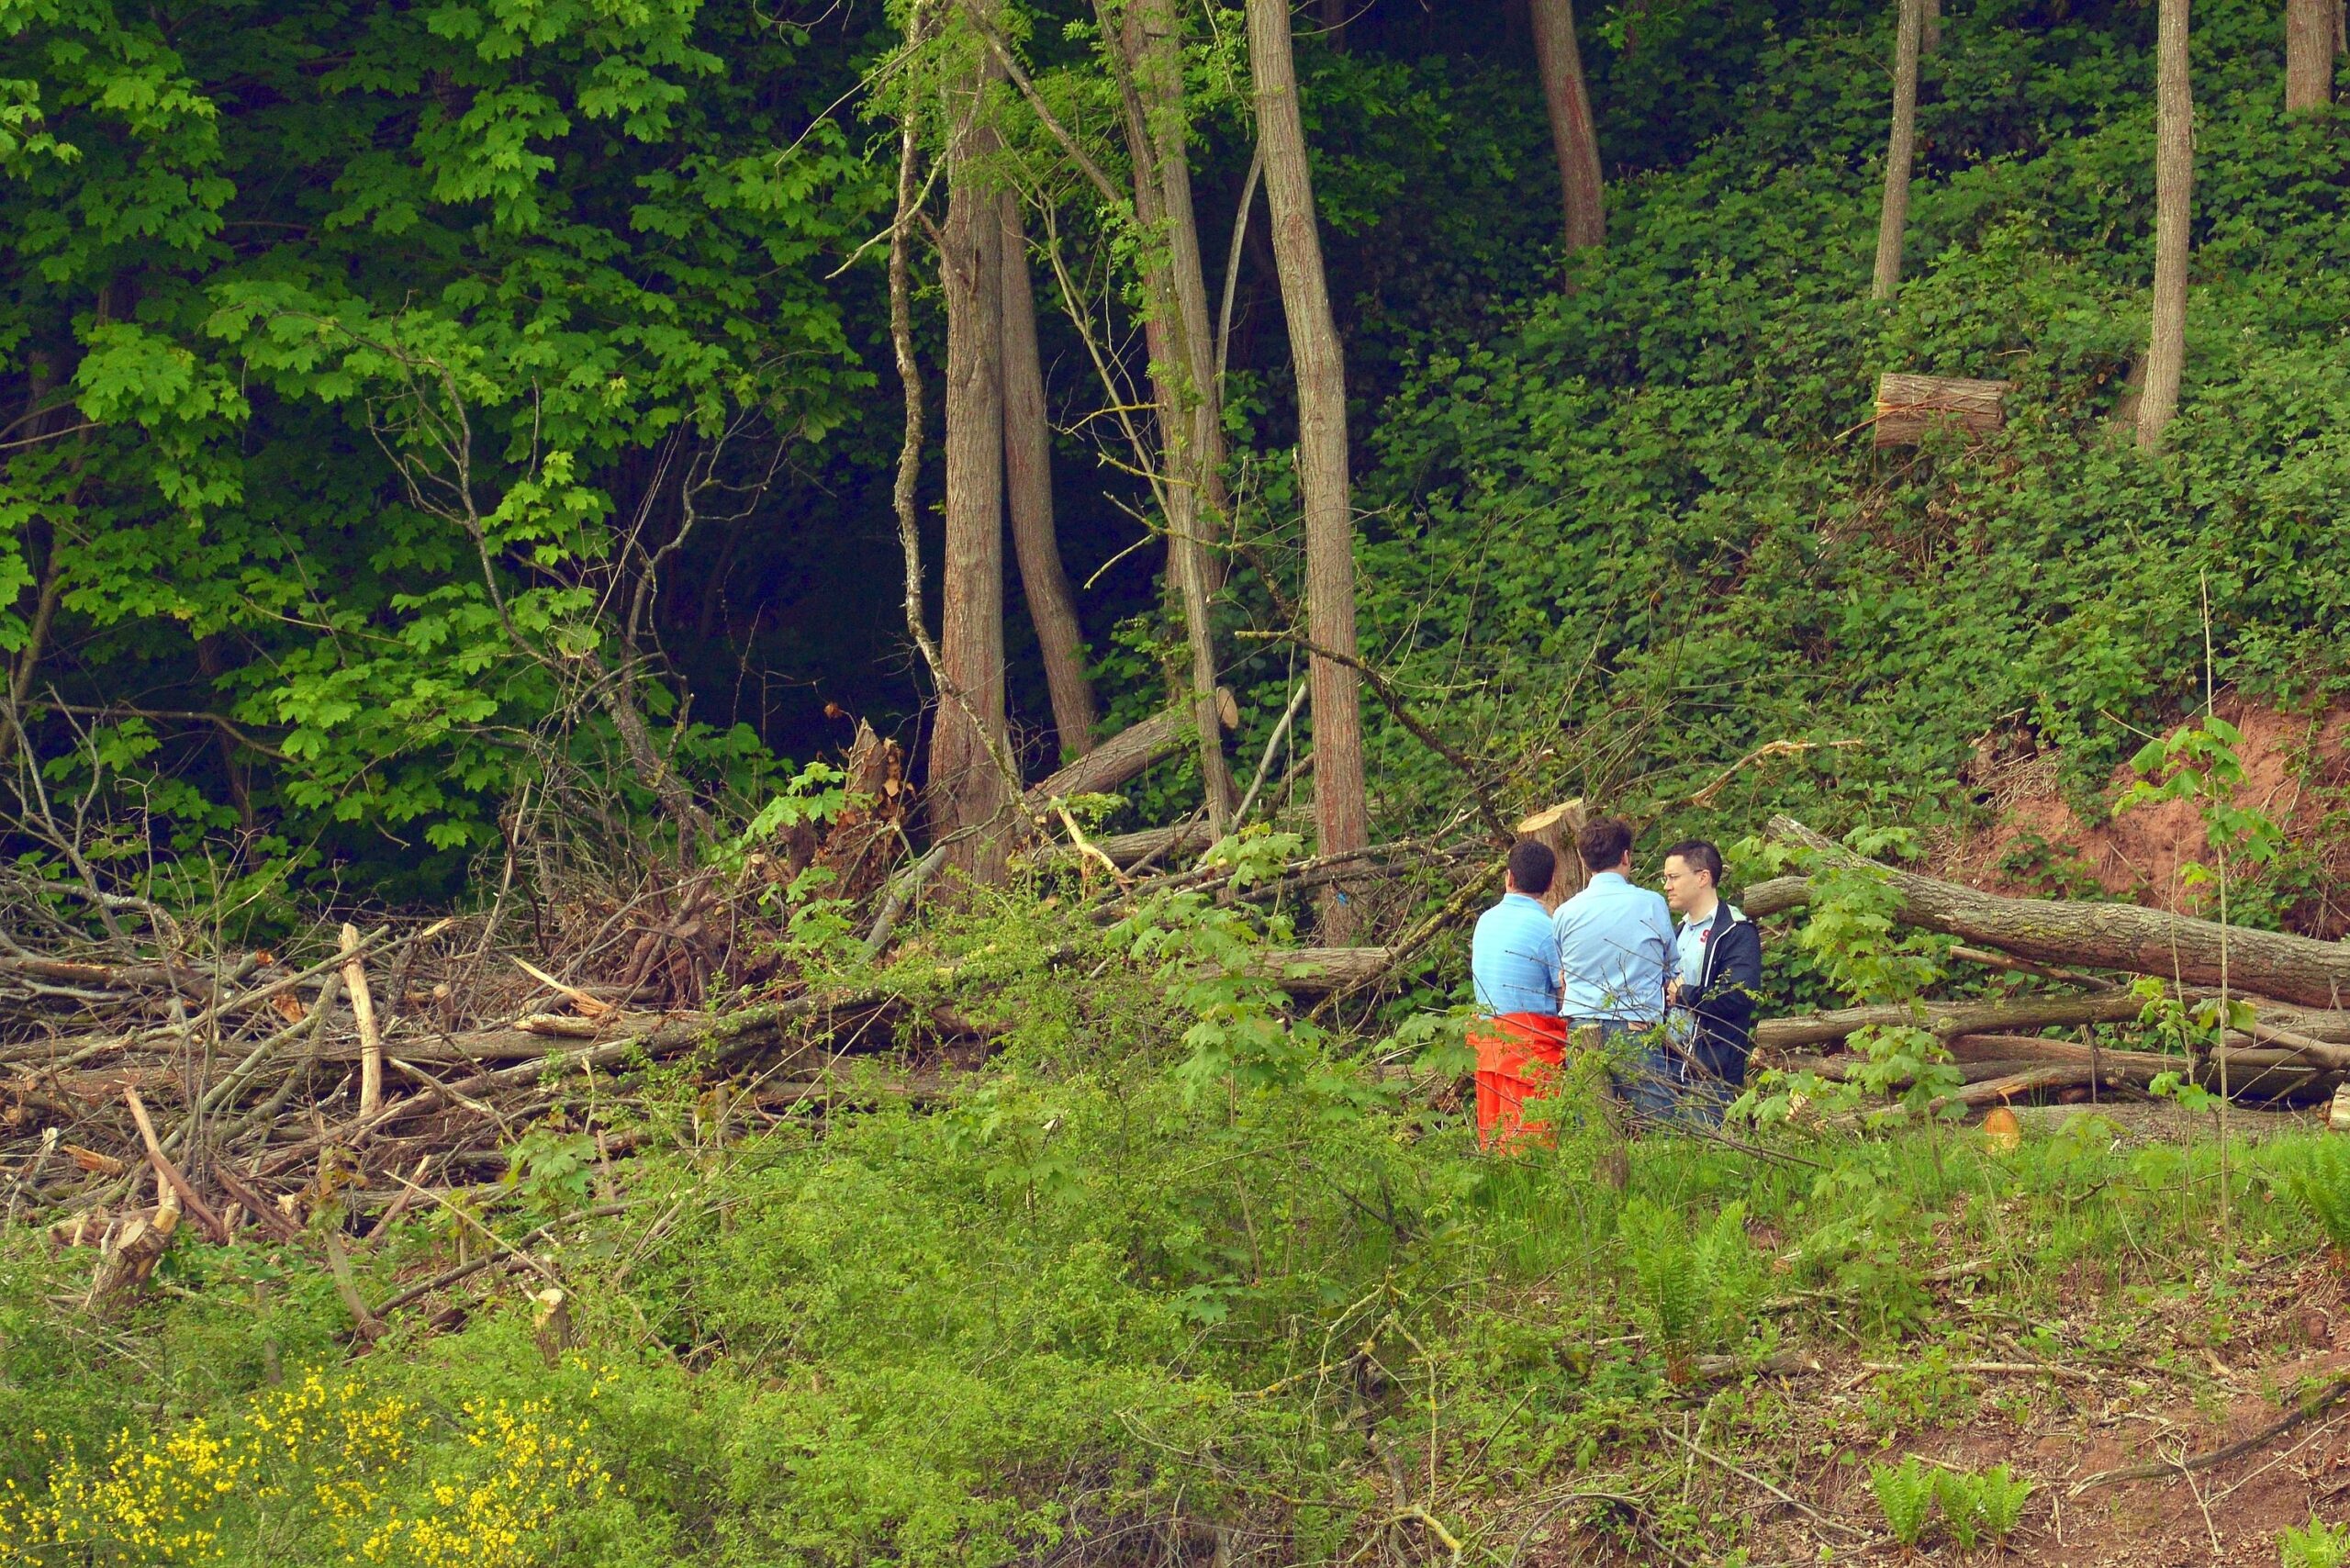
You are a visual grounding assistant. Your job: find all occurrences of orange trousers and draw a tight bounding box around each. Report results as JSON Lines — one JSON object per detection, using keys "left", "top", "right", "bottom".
{"left": 1469, "top": 1012, "right": 1570, "bottom": 1150}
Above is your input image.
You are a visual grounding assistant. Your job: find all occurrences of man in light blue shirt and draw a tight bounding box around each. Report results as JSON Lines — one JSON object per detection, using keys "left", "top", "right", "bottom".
{"left": 1472, "top": 840, "right": 1564, "bottom": 1017}
{"left": 1552, "top": 815, "right": 1679, "bottom": 1123}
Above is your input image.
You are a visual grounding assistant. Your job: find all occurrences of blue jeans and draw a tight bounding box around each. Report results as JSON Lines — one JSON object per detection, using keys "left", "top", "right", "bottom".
{"left": 1568, "top": 1018, "right": 1681, "bottom": 1127}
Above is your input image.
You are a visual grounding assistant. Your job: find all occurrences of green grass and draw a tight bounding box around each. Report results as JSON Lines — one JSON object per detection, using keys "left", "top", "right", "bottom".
{"left": 2, "top": 1046, "right": 2325, "bottom": 1566}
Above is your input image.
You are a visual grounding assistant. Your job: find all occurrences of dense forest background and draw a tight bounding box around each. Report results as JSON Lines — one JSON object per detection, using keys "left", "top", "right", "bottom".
{"left": 7, "top": 0, "right": 2346, "bottom": 924}
{"left": 15, "top": 2, "right": 2350, "bottom": 1563}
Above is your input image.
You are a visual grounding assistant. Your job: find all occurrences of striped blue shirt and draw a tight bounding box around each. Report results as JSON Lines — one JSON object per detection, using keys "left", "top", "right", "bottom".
{"left": 1471, "top": 892, "right": 1562, "bottom": 1016}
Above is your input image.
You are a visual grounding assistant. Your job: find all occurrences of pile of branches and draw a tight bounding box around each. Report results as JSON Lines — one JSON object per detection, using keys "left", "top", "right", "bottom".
{"left": 1746, "top": 817, "right": 2350, "bottom": 1109}
{"left": 0, "top": 823, "right": 1488, "bottom": 1322}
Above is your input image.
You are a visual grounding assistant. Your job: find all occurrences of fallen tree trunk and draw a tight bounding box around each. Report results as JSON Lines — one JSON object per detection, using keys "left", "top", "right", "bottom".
{"left": 1024, "top": 689, "right": 1235, "bottom": 810}
{"left": 1752, "top": 992, "right": 2151, "bottom": 1051}
{"left": 1250, "top": 946, "right": 1401, "bottom": 996}
{"left": 1761, "top": 817, "right": 2350, "bottom": 1011}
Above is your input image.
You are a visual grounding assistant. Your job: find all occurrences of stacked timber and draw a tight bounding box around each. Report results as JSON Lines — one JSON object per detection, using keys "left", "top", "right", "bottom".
{"left": 1742, "top": 815, "right": 2350, "bottom": 1105}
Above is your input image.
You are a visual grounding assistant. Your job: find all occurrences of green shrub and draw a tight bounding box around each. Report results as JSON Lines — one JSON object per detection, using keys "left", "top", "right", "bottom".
{"left": 1619, "top": 1198, "right": 1762, "bottom": 1381}
{"left": 2280, "top": 1518, "right": 2350, "bottom": 1568}
{"left": 2275, "top": 1138, "right": 2350, "bottom": 1257}
{"left": 1870, "top": 1455, "right": 1937, "bottom": 1547}
{"left": 1975, "top": 1462, "right": 2036, "bottom": 1543}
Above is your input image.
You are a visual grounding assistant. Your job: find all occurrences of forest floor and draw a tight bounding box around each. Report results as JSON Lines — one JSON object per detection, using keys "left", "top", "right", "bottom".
{"left": 1509, "top": 1102, "right": 2350, "bottom": 1567}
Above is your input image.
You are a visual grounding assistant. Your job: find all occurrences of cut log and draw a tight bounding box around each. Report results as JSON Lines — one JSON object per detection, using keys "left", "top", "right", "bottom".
{"left": 1765, "top": 816, "right": 2350, "bottom": 1013}
{"left": 1872, "top": 373, "right": 2009, "bottom": 446}
{"left": 1249, "top": 946, "right": 1401, "bottom": 996}
{"left": 1752, "top": 991, "right": 2150, "bottom": 1051}
{"left": 1024, "top": 689, "right": 1236, "bottom": 809}
{"left": 1781, "top": 1054, "right": 2088, "bottom": 1087}
{"left": 1945, "top": 1034, "right": 2183, "bottom": 1073}
{"left": 1516, "top": 800, "right": 1587, "bottom": 913}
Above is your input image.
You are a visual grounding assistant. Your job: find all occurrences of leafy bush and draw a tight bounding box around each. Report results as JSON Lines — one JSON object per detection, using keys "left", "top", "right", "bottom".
{"left": 0, "top": 1368, "right": 637, "bottom": 1566}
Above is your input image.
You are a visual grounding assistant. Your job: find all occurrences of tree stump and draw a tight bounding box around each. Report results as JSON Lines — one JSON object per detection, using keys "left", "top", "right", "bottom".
{"left": 1516, "top": 800, "right": 1587, "bottom": 912}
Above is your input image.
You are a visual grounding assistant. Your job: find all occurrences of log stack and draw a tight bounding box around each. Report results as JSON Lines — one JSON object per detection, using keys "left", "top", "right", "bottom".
{"left": 1742, "top": 815, "right": 2350, "bottom": 1106}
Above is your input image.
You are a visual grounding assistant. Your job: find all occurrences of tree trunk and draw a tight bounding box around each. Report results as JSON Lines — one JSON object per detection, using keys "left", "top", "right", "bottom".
{"left": 1871, "top": 0, "right": 1926, "bottom": 300}
{"left": 1529, "top": 0, "right": 1606, "bottom": 253}
{"left": 1024, "top": 687, "right": 1234, "bottom": 809}
{"left": 1319, "top": 0, "right": 1349, "bottom": 49}
{"left": 929, "top": 33, "right": 1013, "bottom": 880}
{"left": 2288, "top": 0, "right": 2333, "bottom": 109}
{"left": 1920, "top": 0, "right": 1941, "bottom": 54}
{"left": 997, "top": 189, "right": 1099, "bottom": 758}
{"left": 1126, "top": 0, "right": 1232, "bottom": 586}
{"left": 1249, "top": 0, "right": 1371, "bottom": 938}
{"left": 1104, "top": 0, "right": 1238, "bottom": 833}
{"left": 1763, "top": 817, "right": 2350, "bottom": 1011}
{"left": 2137, "top": 0, "right": 2192, "bottom": 450}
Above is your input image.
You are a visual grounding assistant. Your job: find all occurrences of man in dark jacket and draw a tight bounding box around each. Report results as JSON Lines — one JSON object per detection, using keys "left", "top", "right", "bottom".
{"left": 1661, "top": 839, "right": 1763, "bottom": 1125}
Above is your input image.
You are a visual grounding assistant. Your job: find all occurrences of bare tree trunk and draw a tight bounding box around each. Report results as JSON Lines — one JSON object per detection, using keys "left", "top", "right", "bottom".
{"left": 1529, "top": 0, "right": 1606, "bottom": 253}
{"left": 2138, "top": 0, "right": 2193, "bottom": 451}
{"left": 1248, "top": 0, "right": 1371, "bottom": 936}
{"left": 929, "top": 30, "right": 1013, "bottom": 879}
{"left": 1871, "top": 0, "right": 1926, "bottom": 300}
{"left": 997, "top": 190, "right": 1099, "bottom": 758}
{"left": 1103, "top": 0, "right": 1237, "bottom": 834}
{"left": 1129, "top": 0, "right": 1233, "bottom": 589}
{"left": 2288, "top": 0, "right": 2333, "bottom": 109}
{"left": 1319, "top": 0, "right": 1349, "bottom": 50}
{"left": 1920, "top": 0, "right": 1941, "bottom": 54}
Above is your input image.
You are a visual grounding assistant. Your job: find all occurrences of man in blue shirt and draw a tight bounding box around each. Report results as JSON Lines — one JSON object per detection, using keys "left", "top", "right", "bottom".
{"left": 1472, "top": 839, "right": 1564, "bottom": 1017}
{"left": 1552, "top": 815, "right": 1679, "bottom": 1125}
{"left": 1469, "top": 839, "right": 1567, "bottom": 1148}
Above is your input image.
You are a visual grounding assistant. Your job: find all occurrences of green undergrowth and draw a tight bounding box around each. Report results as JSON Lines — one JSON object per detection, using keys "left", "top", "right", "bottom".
{"left": 5, "top": 900, "right": 2342, "bottom": 1565}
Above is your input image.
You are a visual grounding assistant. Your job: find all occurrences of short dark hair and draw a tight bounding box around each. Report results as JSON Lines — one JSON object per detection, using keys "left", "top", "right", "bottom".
{"left": 1664, "top": 839, "right": 1724, "bottom": 886}
{"left": 1577, "top": 816, "right": 1634, "bottom": 871}
{"left": 1506, "top": 838, "right": 1557, "bottom": 896}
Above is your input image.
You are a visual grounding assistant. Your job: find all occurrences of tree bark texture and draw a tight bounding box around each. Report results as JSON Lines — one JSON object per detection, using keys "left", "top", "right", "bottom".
{"left": 1920, "top": 0, "right": 1941, "bottom": 54}
{"left": 1871, "top": 372, "right": 2009, "bottom": 445}
{"left": 1319, "top": 0, "right": 1348, "bottom": 49}
{"left": 2137, "top": 0, "right": 2193, "bottom": 449}
{"left": 1764, "top": 816, "right": 2350, "bottom": 1011}
{"left": 1249, "top": 0, "right": 1371, "bottom": 937}
{"left": 1871, "top": 0, "right": 1926, "bottom": 300}
{"left": 996, "top": 190, "right": 1099, "bottom": 757}
{"left": 929, "top": 31, "right": 1013, "bottom": 880}
{"left": 1529, "top": 0, "right": 1607, "bottom": 252}
{"left": 1103, "top": 0, "right": 1238, "bottom": 833}
{"left": 1023, "top": 687, "right": 1235, "bottom": 809}
{"left": 1127, "top": 0, "right": 1232, "bottom": 583}
{"left": 2288, "top": 0, "right": 2334, "bottom": 109}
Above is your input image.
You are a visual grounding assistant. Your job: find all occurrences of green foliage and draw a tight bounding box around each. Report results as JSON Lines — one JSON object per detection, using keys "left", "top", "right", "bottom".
{"left": 0, "top": 0, "right": 882, "bottom": 899}
{"left": 1737, "top": 833, "right": 1963, "bottom": 1126}
{"left": 2281, "top": 1518, "right": 2350, "bottom": 1568}
{"left": 1974, "top": 1462, "right": 2035, "bottom": 1542}
{"left": 2270, "top": 1137, "right": 2350, "bottom": 1257}
{"left": 1617, "top": 1197, "right": 1762, "bottom": 1378}
{"left": 1869, "top": 1454, "right": 1937, "bottom": 1547}
{"left": 1931, "top": 1465, "right": 1986, "bottom": 1551}
{"left": 502, "top": 1126, "right": 599, "bottom": 1220}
